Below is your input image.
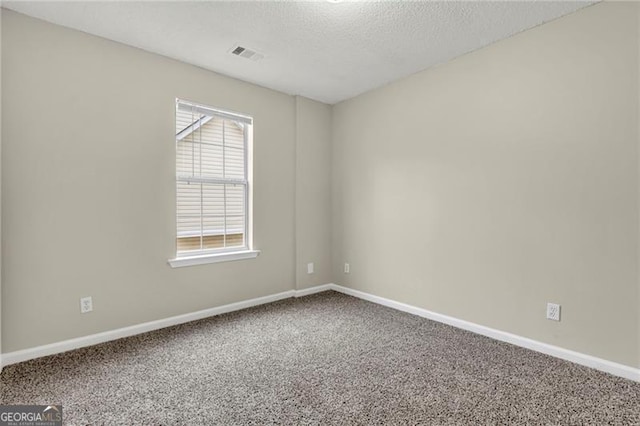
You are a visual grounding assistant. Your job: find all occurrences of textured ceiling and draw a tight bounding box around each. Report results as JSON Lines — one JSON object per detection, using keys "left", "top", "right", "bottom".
{"left": 3, "top": 1, "right": 594, "bottom": 104}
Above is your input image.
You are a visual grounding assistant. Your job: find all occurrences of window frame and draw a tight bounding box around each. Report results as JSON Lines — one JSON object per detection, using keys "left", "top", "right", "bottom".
{"left": 169, "top": 99, "right": 259, "bottom": 268}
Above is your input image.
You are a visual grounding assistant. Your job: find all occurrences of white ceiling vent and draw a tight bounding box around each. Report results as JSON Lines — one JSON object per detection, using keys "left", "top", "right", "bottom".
{"left": 229, "top": 45, "right": 264, "bottom": 62}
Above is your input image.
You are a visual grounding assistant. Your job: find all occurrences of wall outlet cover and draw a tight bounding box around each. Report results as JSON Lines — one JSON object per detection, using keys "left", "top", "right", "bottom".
{"left": 80, "top": 296, "right": 93, "bottom": 314}
{"left": 546, "top": 302, "right": 560, "bottom": 321}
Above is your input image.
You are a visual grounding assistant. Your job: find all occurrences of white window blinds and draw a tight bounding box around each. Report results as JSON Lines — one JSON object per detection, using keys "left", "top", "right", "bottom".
{"left": 175, "top": 99, "right": 252, "bottom": 255}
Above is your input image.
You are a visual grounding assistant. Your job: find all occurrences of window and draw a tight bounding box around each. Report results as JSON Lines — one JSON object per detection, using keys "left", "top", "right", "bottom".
{"left": 170, "top": 99, "right": 258, "bottom": 267}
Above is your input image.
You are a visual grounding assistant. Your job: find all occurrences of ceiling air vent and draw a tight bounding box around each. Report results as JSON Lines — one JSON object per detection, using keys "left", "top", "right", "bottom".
{"left": 229, "top": 45, "right": 264, "bottom": 62}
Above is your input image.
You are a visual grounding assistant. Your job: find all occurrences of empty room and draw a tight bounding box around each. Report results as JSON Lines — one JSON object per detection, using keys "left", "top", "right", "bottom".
{"left": 1, "top": 0, "right": 639, "bottom": 424}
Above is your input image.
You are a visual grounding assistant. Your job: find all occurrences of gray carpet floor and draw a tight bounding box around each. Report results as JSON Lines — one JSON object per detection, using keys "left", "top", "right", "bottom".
{"left": 1, "top": 291, "right": 639, "bottom": 425}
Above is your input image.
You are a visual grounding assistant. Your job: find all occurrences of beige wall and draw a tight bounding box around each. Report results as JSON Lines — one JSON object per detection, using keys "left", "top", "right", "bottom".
{"left": 332, "top": 2, "right": 639, "bottom": 368}
{"left": 638, "top": 2, "right": 640, "bottom": 370}
{"left": 295, "top": 96, "right": 332, "bottom": 289}
{"left": 1, "top": 10, "right": 304, "bottom": 353}
{"left": 0, "top": 6, "right": 3, "bottom": 362}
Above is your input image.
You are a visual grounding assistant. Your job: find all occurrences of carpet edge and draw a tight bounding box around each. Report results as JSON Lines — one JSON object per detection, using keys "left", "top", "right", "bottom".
{"left": 3, "top": 282, "right": 638, "bottom": 383}
{"left": 328, "top": 284, "right": 640, "bottom": 383}
{"left": 0, "top": 286, "right": 331, "bottom": 370}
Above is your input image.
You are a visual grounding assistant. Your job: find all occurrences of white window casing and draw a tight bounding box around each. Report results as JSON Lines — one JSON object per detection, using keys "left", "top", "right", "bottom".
{"left": 169, "top": 99, "right": 258, "bottom": 267}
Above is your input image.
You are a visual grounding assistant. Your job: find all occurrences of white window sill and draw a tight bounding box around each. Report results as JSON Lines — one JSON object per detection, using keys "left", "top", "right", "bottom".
{"left": 168, "top": 250, "right": 260, "bottom": 268}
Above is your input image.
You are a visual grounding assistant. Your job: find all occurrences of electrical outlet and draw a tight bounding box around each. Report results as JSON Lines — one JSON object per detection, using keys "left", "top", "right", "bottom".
{"left": 546, "top": 303, "right": 560, "bottom": 321}
{"left": 80, "top": 296, "right": 93, "bottom": 314}
{"left": 307, "top": 262, "right": 314, "bottom": 274}
{"left": 344, "top": 263, "right": 350, "bottom": 274}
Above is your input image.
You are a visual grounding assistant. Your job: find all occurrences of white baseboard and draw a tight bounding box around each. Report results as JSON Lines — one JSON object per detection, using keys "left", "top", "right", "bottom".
{"left": 294, "top": 283, "right": 334, "bottom": 298}
{"left": 3, "top": 282, "right": 638, "bottom": 383}
{"left": 1, "top": 288, "right": 305, "bottom": 369}
{"left": 326, "top": 283, "right": 640, "bottom": 383}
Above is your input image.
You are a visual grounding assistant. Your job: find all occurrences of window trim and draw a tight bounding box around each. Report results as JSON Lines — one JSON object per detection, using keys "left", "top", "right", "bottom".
{"left": 168, "top": 249, "right": 260, "bottom": 268}
{"left": 171, "top": 98, "right": 255, "bottom": 266}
